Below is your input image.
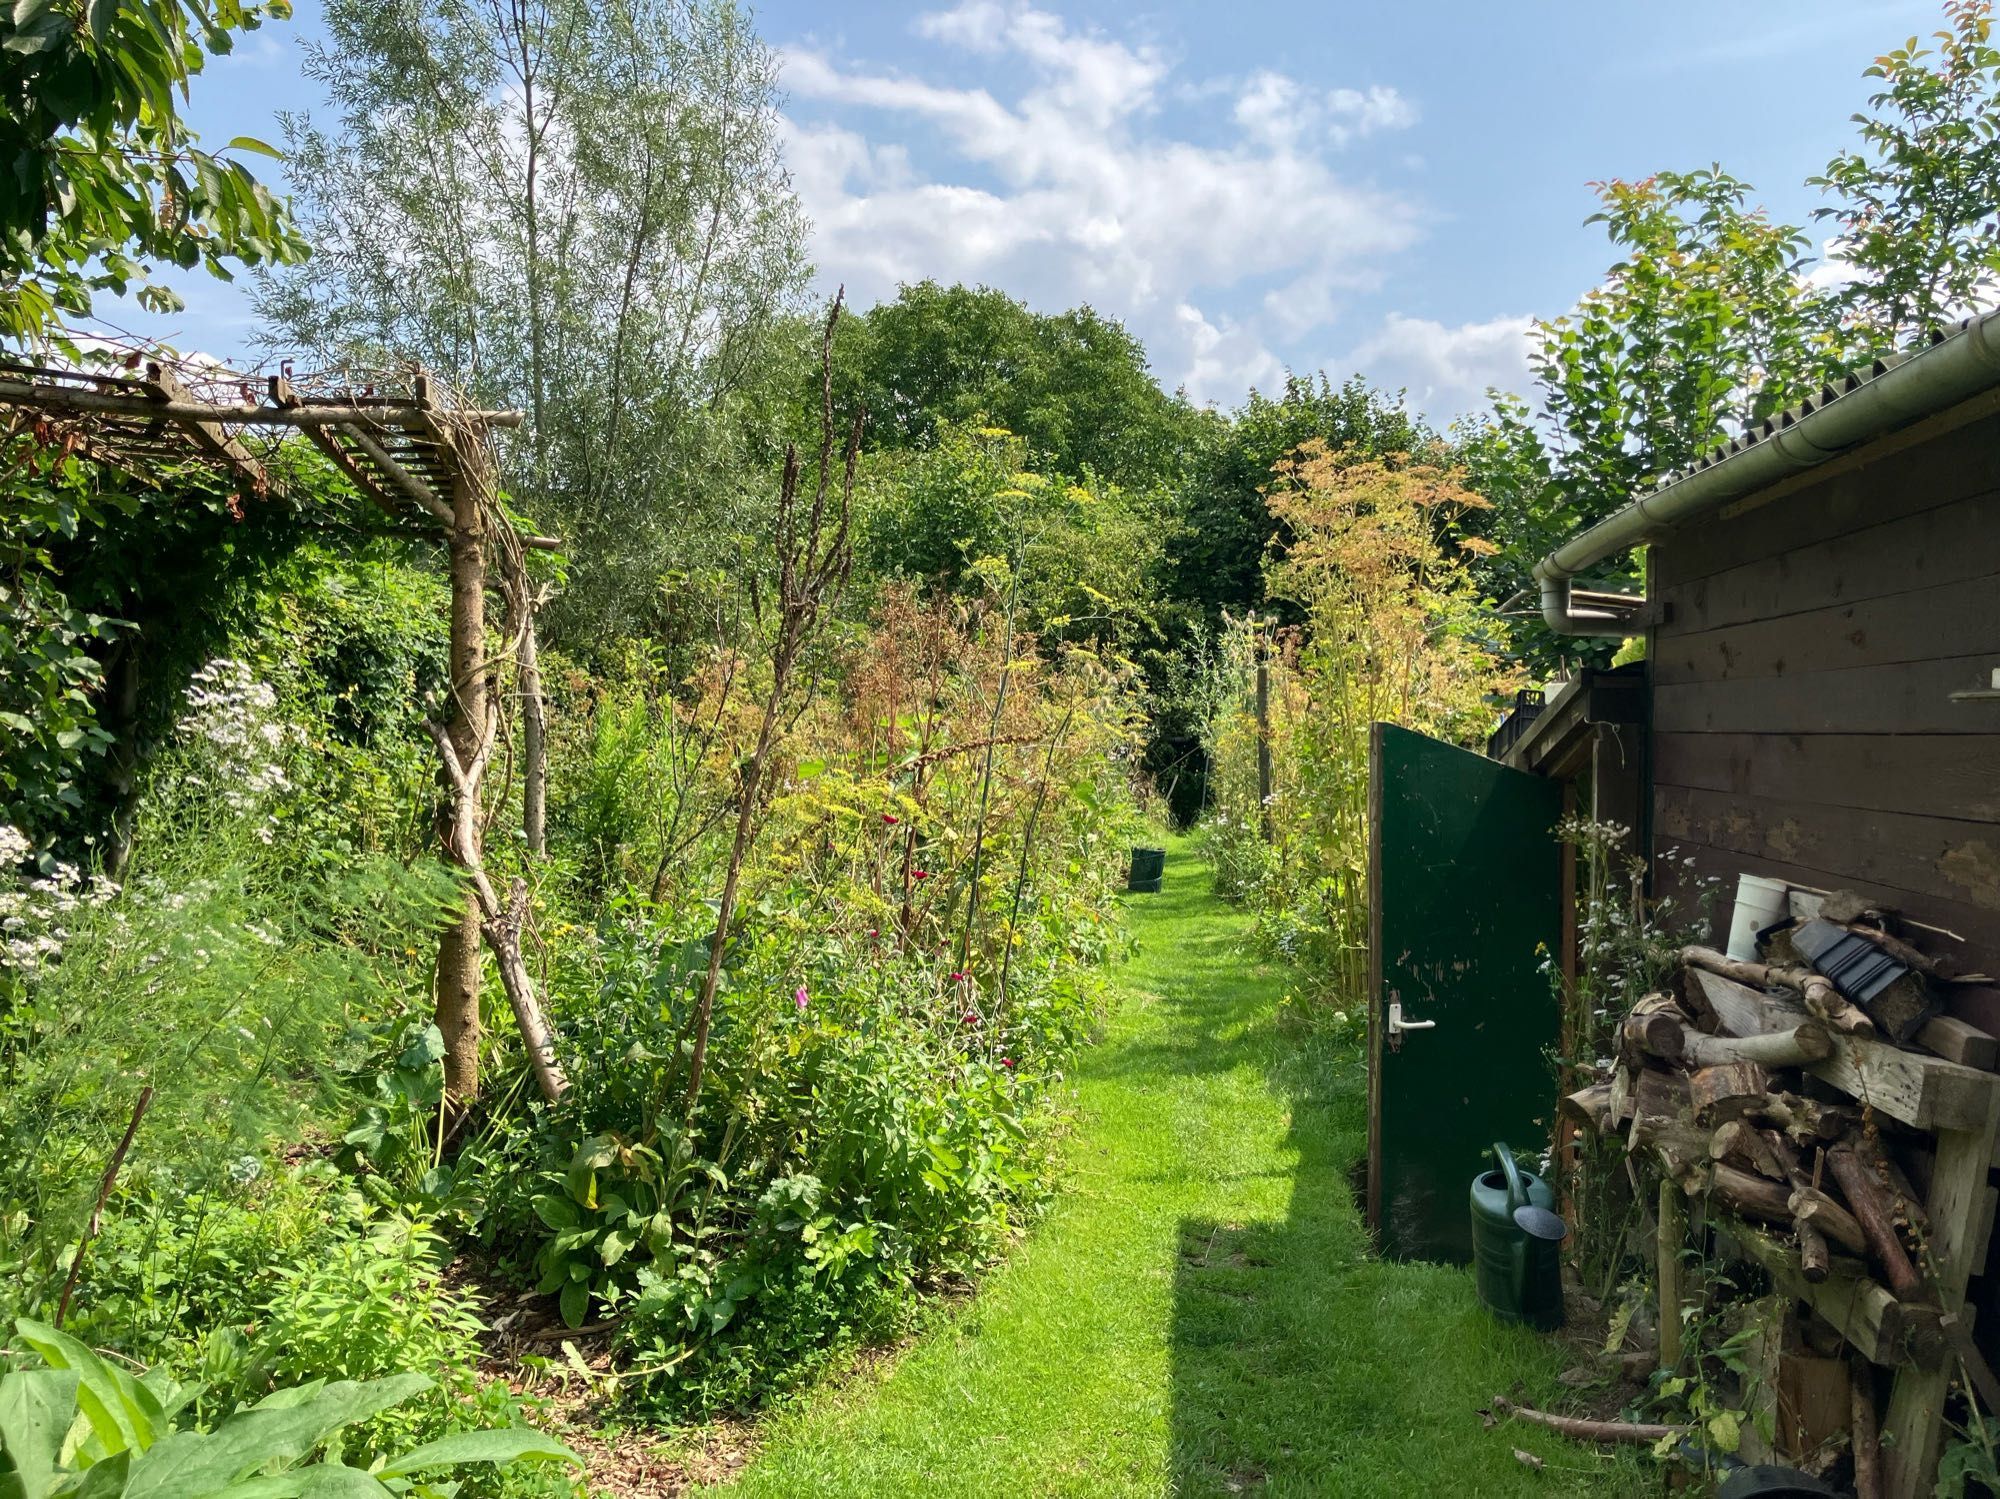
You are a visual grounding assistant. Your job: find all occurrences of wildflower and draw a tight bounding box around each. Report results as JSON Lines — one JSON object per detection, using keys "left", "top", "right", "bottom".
{"left": 1000, "top": 1057, "right": 1015, "bottom": 1069}
{"left": 949, "top": 971, "right": 967, "bottom": 983}
{"left": 912, "top": 869, "right": 931, "bottom": 880}
{"left": 963, "top": 1012, "right": 980, "bottom": 1026}
{"left": 867, "top": 928, "right": 880, "bottom": 939}
{"left": 881, "top": 813, "right": 900, "bottom": 825}
{"left": 794, "top": 986, "right": 810, "bottom": 1012}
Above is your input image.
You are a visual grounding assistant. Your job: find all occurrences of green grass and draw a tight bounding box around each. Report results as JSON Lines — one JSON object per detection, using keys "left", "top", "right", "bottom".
{"left": 708, "top": 838, "right": 1650, "bottom": 1496}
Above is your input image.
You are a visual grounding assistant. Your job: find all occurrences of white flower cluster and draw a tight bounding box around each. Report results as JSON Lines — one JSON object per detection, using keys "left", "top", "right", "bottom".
{"left": 0, "top": 825, "right": 118, "bottom": 975}
{"left": 175, "top": 658, "right": 295, "bottom": 836}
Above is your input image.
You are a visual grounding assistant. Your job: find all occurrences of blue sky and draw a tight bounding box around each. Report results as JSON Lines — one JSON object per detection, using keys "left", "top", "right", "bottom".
{"left": 124, "top": 0, "right": 1943, "bottom": 423}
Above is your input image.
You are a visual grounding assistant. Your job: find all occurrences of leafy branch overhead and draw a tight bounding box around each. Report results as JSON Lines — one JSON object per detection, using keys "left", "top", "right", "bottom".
{"left": 0, "top": 0, "right": 308, "bottom": 342}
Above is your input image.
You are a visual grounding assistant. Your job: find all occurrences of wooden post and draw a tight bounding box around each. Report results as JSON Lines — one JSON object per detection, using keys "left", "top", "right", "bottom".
{"left": 1659, "top": 1177, "right": 1685, "bottom": 1372}
{"left": 436, "top": 443, "right": 490, "bottom": 1103}
{"left": 1254, "top": 615, "right": 1273, "bottom": 842}
{"left": 1883, "top": 1085, "right": 2000, "bottom": 1496}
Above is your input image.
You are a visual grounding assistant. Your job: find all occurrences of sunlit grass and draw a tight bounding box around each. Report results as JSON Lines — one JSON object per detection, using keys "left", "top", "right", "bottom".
{"left": 708, "top": 836, "right": 1650, "bottom": 1496}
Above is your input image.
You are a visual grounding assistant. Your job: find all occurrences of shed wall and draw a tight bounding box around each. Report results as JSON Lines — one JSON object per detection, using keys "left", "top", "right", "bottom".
{"left": 1647, "top": 405, "right": 2000, "bottom": 984}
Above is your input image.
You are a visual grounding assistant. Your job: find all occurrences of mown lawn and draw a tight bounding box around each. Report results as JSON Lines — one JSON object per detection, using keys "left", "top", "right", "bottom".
{"left": 706, "top": 838, "right": 1650, "bottom": 1496}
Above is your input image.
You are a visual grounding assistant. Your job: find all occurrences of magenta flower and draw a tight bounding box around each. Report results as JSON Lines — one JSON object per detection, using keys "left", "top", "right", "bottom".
{"left": 1000, "top": 1057, "right": 1015, "bottom": 1069}
{"left": 882, "top": 813, "right": 900, "bottom": 825}
{"left": 912, "top": 869, "right": 931, "bottom": 880}
{"left": 949, "top": 971, "right": 967, "bottom": 983}
{"left": 963, "top": 1012, "right": 980, "bottom": 1026}
{"left": 794, "top": 986, "right": 810, "bottom": 1012}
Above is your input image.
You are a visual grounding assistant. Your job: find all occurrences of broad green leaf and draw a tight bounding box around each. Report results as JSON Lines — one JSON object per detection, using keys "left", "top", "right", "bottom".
{"left": 557, "top": 1279, "right": 588, "bottom": 1329}
{"left": 0, "top": 1368, "right": 81, "bottom": 1499}
{"left": 375, "top": 1428, "right": 582, "bottom": 1478}
{"left": 13, "top": 1321, "right": 148, "bottom": 1458}
{"left": 120, "top": 1376, "right": 429, "bottom": 1499}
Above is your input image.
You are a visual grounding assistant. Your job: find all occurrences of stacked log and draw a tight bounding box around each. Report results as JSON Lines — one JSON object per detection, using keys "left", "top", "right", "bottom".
{"left": 1561, "top": 892, "right": 2000, "bottom": 1489}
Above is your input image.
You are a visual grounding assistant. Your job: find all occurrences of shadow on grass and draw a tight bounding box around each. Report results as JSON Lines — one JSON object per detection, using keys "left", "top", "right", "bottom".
{"left": 1142, "top": 870, "right": 1646, "bottom": 1498}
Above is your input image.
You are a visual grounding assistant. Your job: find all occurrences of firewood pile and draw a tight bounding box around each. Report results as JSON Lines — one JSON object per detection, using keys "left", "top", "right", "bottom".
{"left": 1560, "top": 888, "right": 2000, "bottom": 1495}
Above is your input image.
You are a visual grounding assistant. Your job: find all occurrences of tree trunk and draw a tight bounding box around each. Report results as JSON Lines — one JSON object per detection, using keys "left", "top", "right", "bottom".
{"left": 436, "top": 452, "right": 490, "bottom": 1102}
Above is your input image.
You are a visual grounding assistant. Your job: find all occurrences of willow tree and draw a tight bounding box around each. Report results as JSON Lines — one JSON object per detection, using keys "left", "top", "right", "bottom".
{"left": 256, "top": 0, "right": 808, "bottom": 641}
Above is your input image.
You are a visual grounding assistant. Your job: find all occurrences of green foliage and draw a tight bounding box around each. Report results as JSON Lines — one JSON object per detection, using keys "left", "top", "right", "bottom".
{"left": 859, "top": 422, "right": 1163, "bottom": 649}
{"left": 0, "top": 1316, "right": 579, "bottom": 1498}
{"left": 262, "top": 0, "right": 808, "bottom": 647}
{"left": 249, "top": 1214, "right": 489, "bottom": 1453}
{"left": 0, "top": 446, "right": 130, "bottom": 834}
{"left": 833, "top": 280, "right": 1199, "bottom": 490}
{"left": 1812, "top": 0, "right": 2000, "bottom": 343}
{"left": 1462, "top": 169, "right": 1854, "bottom": 673}
{"left": 0, "top": 0, "right": 307, "bottom": 341}
{"left": 1203, "top": 446, "right": 1517, "bottom": 1011}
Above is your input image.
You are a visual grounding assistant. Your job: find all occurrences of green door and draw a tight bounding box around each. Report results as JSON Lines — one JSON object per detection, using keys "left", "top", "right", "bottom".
{"left": 1367, "top": 722, "right": 1563, "bottom": 1264}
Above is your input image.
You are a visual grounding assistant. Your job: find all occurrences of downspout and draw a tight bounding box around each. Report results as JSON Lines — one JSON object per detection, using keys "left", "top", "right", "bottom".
{"left": 1534, "top": 309, "right": 2000, "bottom": 636}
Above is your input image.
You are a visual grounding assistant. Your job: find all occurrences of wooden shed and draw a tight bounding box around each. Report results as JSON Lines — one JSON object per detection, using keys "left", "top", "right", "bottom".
{"left": 1523, "top": 308, "right": 2000, "bottom": 1492}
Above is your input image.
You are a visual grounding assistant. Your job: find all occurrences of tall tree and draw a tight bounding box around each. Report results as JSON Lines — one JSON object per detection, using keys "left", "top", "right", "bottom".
{"left": 831, "top": 281, "right": 1200, "bottom": 490}
{"left": 258, "top": 0, "right": 808, "bottom": 641}
{"left": 0, "top": 0, "right": 306, "bottom": 343}
{"left": 1811, "top": 0, "right": 2000, "bottom": 343}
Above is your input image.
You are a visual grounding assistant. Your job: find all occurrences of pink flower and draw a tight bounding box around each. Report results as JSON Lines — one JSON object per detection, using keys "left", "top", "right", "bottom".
{"left": 1000, "top": 1057, "right": 1015, "bottom": 1069}
{"left": 949, "top": 971, "right": 967, "bottom": 983}
{"left": 882, "top": 813, "right": 900, "bottom": 825}
{"left": 867, "top": 928, "right": 880, "bottom": 939}
{"left": 794, "top": 986, "right": 810, "bottom": 1012}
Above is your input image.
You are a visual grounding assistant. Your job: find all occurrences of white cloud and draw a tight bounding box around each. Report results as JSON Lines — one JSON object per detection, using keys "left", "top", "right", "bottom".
{"left": 1347, "top": 312, "right": 1538, "bottom": 424}
{"left": 780, "top": 1, "right": 1422, "bottom": 400}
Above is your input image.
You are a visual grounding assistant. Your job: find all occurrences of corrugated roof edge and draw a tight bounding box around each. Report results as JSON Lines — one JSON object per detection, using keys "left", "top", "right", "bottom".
{"left": 1534, "top": 307, "right": 2000, "bottom": 636}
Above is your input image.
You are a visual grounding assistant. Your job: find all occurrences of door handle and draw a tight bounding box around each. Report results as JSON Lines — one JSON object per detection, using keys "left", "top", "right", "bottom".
{"left": 1388, "top": 1001, "right": 1436, "bottom": 1036}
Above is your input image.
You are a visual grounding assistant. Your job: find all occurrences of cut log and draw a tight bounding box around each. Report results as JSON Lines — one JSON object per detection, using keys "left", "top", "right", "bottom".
{"left": 1622, "top": 992, "right": 1687, "bottom": 1062}
{"left": 1761, "top": 1130, "right": 1831, "bottom": 1284}
{"left": 1690, "top": 1062, "right": 1773, "bottom": 1125}
{"left": 1488, "top": 1396, "right": 1687, "bottom": 1445}
{"left": 1687, "top": 1022, "right": 1832, "bottom": 1069}
{"left": 1691, "top": 969, "right": 2000, "bottom": 1133}
{"left": 1632, "top": 1066, "right": 1691, "bottom": 1125}
{"left": 1680, "top": 945, "right": 1876, "bottom": 1036}
{"left": 1858, "top": 1135, "right": 1932, "bottom": 1237}
{"left": 1915, "top": 1014, "right": 1999, "bottom": 1071}
{"left": 1711, "top": 1120, "right": 1783, "bottom": 1180}
{"left": 1560, "top": 1083, "right": 1615, "bottom": 1134}
{"left": 1850, "top": 1356, "right": 1883, "bottom": 1499}
{"left": 1635, "top": 1117, "right": 1715, "bottom": 1185}
{"left": 1751, "top": 1092, "right": 1862, "bottom": 1145}
{"left": 1826, "top": 1146, "right": 1925, "bottom": 1300}
{"left": 1702, "top": 1161, "right": 1868, "bottom": 1256}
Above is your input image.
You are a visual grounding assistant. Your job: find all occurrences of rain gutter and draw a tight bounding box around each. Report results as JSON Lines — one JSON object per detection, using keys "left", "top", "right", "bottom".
{"left": 1534, "top": 309, "right": 2000, "bottom": 636}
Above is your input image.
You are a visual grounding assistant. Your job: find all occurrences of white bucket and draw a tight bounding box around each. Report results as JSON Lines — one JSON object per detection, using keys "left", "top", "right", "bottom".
{"left": 1726, "top": 873, "right": 1791, "bottom": 961}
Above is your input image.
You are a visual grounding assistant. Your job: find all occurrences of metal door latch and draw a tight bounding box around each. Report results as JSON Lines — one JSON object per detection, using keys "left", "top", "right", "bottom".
{"left": 1387, "top": 1001, "right": 1436, "bottom": 1051}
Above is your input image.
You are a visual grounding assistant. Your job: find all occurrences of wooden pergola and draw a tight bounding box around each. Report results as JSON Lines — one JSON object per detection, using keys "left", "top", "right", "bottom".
{"left": 0, "top": 352, "right": 566, "bottom": 1105}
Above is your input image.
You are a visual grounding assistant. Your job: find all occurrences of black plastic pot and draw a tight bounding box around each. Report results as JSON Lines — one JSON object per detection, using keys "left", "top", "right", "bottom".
{"left": 1127, "top": 847, "right": 1165, "bottom": 893}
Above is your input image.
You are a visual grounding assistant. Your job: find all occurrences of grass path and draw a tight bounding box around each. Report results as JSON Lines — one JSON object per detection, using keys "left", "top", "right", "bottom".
{"left": 709, "top": 839, "right": 1647, "bottom": 1496}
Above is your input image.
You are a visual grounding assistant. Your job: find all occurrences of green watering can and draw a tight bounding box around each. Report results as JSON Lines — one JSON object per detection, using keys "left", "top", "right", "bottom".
{"left": 1470, "top": 1142, "right": 1566, "bottom": 1331}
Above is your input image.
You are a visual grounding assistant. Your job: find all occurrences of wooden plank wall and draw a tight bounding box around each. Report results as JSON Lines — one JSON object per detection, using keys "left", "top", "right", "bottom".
{"left": 1647, "top": 405, "right": 2000, "bottom": 978}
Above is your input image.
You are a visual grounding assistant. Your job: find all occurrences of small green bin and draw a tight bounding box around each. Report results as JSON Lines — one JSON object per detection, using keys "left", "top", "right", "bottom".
{"left": 1126, "top": 846, "right": 1165, "bottom": 893}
